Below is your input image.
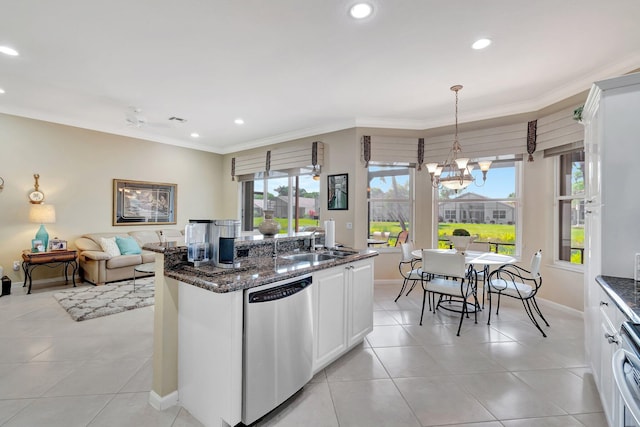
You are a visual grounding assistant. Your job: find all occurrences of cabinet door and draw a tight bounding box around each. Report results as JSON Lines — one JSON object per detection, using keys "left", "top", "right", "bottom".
{"left": 599, "top": 310, "right": 620, "bottom": 427}
{"left": 348, "top": 259, "right": 374, "bottom": 347}
{"left": 312, "top": 266, "right": 347, "bottom": 371}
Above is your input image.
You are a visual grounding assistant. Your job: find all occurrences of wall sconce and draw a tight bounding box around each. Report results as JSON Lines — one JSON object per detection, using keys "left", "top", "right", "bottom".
{"left": 0, "top": 176, "right": 4, "bottom": 190}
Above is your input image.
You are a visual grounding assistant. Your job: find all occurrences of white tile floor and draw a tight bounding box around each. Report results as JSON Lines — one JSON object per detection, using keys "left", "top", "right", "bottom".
{"left": 0, "top": 280, "right": 607, "bottom": 427}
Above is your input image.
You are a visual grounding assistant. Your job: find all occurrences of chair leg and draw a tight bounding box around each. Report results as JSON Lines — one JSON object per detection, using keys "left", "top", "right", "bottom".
{"left": 455, "top": 296, "right": 467, "bottom": 336}
{"left": 522, "top": 299, "right": 547, "bottom": 338}
{"left": 419, "top": 288, "right": 428, "bottom": 326}
{"left": 405, "top": 279, "right": 418, "bottom": 296}
{"left": 394, "top": 278, "right": 409, "bottom": 302}
{"left": 531, "top": 297, "right": 550, "bottom": 327}
{"left": 487, "top": 292, "right": 493, "bottom": 325}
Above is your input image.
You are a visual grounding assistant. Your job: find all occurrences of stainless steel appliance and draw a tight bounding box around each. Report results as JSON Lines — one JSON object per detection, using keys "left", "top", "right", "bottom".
{"left": 614, "top": 322, "right": 640, "bottom": 427}
{"left": 242, "top": 274, "right": 313, "bottom": 425}
{"left": 212, "top": 219, "right": 241, "bottom": 269}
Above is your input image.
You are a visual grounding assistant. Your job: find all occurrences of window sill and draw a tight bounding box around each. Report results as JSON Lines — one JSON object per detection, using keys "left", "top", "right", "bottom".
{"left": 549, "top": 261, "right": 584, "bottom": 274}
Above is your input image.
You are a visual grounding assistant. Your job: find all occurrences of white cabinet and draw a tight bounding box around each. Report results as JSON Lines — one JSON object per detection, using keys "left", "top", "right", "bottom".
{"left": 312, "top": 265, "right": 348, "bottom": 370}
{"left": 312, "top": 258, "right": 374, "bottom": 372}
{"left": 583, "top": 73, "right": 640, "bottom": 426}
{"left": 595, "top": 288, "right": 622, "bottom": 427}
{"left": 348, "top": 260, "right": 374, "bottom": 347}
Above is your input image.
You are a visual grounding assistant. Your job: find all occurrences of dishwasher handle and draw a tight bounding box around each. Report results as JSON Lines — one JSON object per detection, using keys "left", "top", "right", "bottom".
{"left": 613, "top": 348, "right": 640, "bottom": 426}
{"left": 248, "top": 276, "right": 312, "bottom": 303}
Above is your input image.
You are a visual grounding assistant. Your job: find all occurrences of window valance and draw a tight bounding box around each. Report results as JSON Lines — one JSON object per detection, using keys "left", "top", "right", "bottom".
{"left": 232, "top": 141, "right": 324, "bottom": 180}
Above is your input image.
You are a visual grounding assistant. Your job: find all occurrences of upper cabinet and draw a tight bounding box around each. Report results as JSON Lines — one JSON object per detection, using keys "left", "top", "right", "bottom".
{"left": 584, "top": 72, "right": 640, "bottom": 280}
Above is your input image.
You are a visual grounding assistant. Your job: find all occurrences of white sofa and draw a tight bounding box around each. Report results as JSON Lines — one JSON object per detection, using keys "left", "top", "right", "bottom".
{"left": 75, "top": 229, "right": 183, "bottom": 285}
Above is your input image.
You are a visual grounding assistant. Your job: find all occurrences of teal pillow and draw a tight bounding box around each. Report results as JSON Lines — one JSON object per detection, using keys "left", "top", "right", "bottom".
{"left": 115, "top": 236, "right": 142, "bottom": 255}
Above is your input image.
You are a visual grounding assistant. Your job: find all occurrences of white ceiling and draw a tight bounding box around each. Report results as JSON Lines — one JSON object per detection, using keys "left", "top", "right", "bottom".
{"left": 1, "top": 0, "right": 639, "bottom": 154}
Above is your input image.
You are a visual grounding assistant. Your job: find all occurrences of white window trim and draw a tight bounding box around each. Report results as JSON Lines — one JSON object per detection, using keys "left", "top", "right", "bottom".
{"left": 553, "top": 155, "right": 585, "bottom": 271}
{"left": 432, "top": 161, "right": 523, "bottom": 258}
{"left": 367, "top": 165, "right": 415, "bottom": 252}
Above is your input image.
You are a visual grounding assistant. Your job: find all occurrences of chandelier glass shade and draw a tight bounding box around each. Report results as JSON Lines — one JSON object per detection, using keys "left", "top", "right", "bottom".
{"left": 427, "top": 85, "right": 491, "bottom": 191}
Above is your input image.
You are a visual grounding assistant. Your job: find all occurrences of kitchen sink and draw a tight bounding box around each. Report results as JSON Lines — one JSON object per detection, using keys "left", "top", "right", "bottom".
{"left": 280, "top": 252, "right": 340, "bottom": 264}
{"left": 319, "top": 249, "right": 358, "bottom": 257}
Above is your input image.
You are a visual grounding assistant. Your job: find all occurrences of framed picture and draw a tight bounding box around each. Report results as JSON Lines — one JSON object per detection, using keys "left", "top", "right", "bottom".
{"left": 49, "top": 239, "right": 67, "bottom": 251}
{"left": 113, "top": 179, "right": 177, "bottom": 226}
{"left": 31, "top": 239, "right": 44, "bottom": 253}
{"left": 328, "top": 173, "right": 348, "bottom": 210}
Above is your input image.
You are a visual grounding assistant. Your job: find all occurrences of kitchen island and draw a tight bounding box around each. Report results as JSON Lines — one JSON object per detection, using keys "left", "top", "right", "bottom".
{"left": 145, "top": 234, "right": 377, "bottom": 427}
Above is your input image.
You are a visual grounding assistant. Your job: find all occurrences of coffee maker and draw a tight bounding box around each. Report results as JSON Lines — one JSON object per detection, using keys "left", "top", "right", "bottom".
{"left": 211, "top": 219, "right": 241, "bottom": 269}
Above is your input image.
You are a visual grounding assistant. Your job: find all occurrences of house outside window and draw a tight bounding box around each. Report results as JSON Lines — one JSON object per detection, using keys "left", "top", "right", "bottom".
{"left": 435, "top": 160, "right": 521, "bottom": 255}
{"left": 241, "top": 172, "right": 321, "bottom": 234}
{"left": 367, "top": 165, "right": 414, "bottom": 248}
{"left": 556, "top": 149, "right": 585, "bottom": 265}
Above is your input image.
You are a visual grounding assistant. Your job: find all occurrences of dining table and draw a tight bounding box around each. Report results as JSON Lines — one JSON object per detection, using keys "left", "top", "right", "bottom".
{"left": 410, "top": 248, "right": 516, "bottom": 267}
{"left": 411, "top": 248, "right": 517, "bottom": 309}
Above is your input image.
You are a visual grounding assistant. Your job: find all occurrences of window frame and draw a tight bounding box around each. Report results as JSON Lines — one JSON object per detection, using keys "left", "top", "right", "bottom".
{"left": 553, "top": 149, "right": 585, "bottom": 271}
{"left": 366, "top": 164, "right": 415, "bottom": 252}
{"left": 432, "top": 160, "right": 523, "bottom": 258}
{"left": 239, "top": 172, "right": 321, "bottom": 235}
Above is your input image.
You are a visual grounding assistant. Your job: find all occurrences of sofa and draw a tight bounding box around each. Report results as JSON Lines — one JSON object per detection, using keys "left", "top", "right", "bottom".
{"left": 75, "top": 229, "right": 183, "bottom": 285}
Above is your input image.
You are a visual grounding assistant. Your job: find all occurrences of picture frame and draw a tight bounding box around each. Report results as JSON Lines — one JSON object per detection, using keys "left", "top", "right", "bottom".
{"left": 49, "top": 239, "right": 67, "bottom": 251}
{"left": 113, "top": 179, "right": 177, "bottom": 226}
{"left": 327, "top": 173, "right": 348, "bottom": 210}
{"left": 31, "top": 239, "right": 44, "bottom": 253}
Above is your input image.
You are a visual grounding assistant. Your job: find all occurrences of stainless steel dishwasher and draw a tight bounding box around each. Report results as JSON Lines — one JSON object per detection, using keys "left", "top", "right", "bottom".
{"left": 242, "top": 274, "right": 313, "bottom": 425}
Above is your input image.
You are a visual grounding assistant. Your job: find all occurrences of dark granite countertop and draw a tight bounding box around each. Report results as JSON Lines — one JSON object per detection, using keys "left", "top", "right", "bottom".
{"left": 596, "top": 275, "right": 640, "bottom": 323}
{"left": 146, "top": 242, "right": 378, "bottom": 294}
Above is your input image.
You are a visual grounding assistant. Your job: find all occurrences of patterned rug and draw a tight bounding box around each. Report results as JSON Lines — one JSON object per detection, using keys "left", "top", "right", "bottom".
{"left": 53, "top": 277, "right": 154, "bottom": 321}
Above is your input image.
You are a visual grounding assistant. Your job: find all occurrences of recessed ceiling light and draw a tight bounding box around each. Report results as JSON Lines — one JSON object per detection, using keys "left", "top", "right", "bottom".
{"left": 234, "top": 118, "right": 245, "bottom": 125}
{"left": 190, "top": 132, "right": 200, "bottom": 138}
{"left": 349, "top": 3, "right": 373, "bottom": 19}
{"left": 0, "top": 88, "right": 5, "bottom": 94}
{"left": 472, "top": 38, "right": 492, "bottom": 50}
{"left": 0, "top": 46, "right": 19, "bottom": 56}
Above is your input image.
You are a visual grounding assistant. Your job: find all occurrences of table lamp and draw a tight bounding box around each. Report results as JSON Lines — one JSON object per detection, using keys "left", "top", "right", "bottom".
{"left": 29, "top": 204, "right": 56, "bottom": 251}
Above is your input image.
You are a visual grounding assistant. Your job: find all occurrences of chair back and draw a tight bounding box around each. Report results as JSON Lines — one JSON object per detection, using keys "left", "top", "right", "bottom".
{"left": 400, "top": 241, "right": 415, "bottom": 262}
{"left": 422, "top": 250, "right": 466, "bottom": 279}
{"left": 467, "top": 241, "right": 490, "bottom": 252}
{"left": 394, "top": 230, "right": 409, "bottom": 247}
{"left": 530, "top": 250, "right": 542, "bottom": 278}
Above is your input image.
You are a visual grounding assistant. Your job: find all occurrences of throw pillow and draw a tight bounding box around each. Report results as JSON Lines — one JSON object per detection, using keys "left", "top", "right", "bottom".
{"left": 115, "top": 236, "right": 142, "bottom": 255}
{"left": 99, "top": 237, "right": 121, "bottom": 257}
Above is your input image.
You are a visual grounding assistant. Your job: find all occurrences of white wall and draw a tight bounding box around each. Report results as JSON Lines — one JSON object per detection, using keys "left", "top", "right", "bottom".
{"left": 0, "top": 113, "right": 223, "bottom": 284}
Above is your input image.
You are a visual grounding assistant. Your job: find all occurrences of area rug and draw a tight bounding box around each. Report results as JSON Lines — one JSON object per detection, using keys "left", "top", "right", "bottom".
{"left": 53, "top": 277, "right": 154, "bottom": 321}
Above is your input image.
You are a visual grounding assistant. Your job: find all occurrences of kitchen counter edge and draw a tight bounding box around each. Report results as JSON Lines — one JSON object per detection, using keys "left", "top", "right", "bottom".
{"left": 596, "top": 275, "right": 640, "bottom": 323}
{"left": 146, "top": 243, "right": 379, "bottom": 294}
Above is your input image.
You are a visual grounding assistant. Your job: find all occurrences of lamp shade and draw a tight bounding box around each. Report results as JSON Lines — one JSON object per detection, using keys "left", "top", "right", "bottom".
{"left": 29, "top": 204, "right": 56, "bottom": 224}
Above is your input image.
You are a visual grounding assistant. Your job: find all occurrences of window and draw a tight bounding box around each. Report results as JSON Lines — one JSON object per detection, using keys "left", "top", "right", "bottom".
{"left": 367, "top": 165, "right": 414, "bottom": 247}
{"left": 241, "top": 172, "right": 321, "bottom": 234}
{"left": 557, "top": 149, "right": 585, "bottom": 265}
{"left": 435, "top": 160, "right": 520, "bottom": 255}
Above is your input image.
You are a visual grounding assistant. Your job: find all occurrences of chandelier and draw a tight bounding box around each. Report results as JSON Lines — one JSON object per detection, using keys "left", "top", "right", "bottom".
{"left": 426, "top": 85, "right": 491, "bottom": 191}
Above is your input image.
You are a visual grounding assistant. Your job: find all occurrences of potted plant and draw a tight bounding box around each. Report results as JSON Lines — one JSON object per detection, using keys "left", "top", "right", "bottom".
{"left": 448, "top": 228, "right": 475, "bottom": 254}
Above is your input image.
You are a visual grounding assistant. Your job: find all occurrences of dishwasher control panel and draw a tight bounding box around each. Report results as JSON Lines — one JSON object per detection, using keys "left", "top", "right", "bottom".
{"left": 248, "top": 276, "right": 312, "bottom": 303}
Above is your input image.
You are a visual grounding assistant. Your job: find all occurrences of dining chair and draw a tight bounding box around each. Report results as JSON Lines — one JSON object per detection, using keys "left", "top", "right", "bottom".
{"left": 420, "top": 250, "right": 478, "bottom": 336}
{"left": 394, "top": 230, "right": 409, "bottom": 247}
{"left": 395, "top": 241, "right": 422, "bottom": 302}
{"left": 486, "top": 249, "right": 549, "bottom": 337}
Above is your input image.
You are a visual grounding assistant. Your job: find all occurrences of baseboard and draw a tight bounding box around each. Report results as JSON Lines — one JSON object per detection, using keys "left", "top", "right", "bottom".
{"left": 536, "top": 296, "right": 583, "bottom": 318}
{"left": 148, "top": 390, "right": 179, "bottom": 411}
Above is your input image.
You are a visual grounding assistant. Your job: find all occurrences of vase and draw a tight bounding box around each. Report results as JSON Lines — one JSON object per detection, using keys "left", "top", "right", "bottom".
{"left": 258, "top": 210, "right": 280, "bottom": 237}
{"left": 448, "top": 235, "right": 475, "bottom": 254}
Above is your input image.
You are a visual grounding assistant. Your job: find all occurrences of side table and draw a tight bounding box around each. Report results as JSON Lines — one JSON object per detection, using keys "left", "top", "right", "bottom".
{"left": 21, "top": 249, "right": 78, "bottom": 294}
{"left": 133, "top": 262, "right": 155, "bottom": 292}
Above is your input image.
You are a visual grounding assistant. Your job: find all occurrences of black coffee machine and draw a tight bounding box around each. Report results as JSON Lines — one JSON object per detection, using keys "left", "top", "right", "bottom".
{"left": 212, "top": 219, "right": 241, "bottom": 269}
